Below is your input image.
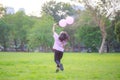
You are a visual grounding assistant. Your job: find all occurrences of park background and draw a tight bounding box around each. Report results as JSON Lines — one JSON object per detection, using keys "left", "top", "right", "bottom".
{"left": 0, "top": 0, "right": 120, "bottom": 80}
{"left": 0, "top": 0, "right": 120, "bottom": 53}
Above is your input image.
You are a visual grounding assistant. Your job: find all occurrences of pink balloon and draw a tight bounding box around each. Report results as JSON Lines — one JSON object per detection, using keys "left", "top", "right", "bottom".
{"left": 59, "top": 19, "right": 67, "bottom": 27}
{"left": 66, "top": 16, "right": 74, "bottom": 24}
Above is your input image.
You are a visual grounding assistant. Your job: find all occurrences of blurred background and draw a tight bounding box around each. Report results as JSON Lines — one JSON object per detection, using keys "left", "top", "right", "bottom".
{"left": 0, "top": 0, "right": 120, "bottom": 53}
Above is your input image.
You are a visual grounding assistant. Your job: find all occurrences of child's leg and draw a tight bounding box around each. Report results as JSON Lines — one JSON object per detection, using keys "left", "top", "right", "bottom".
{"left": 59, "top": 52, "right": 63, "bottom": 62}
{"left": 54, "top": 50, "right": 60, "bottom": 67}
{"left": 59, "top": 52, "right": 64, "bottom": 70}
{"left": 54, "top": 50, "right": 63, "bottom": 67}
{"left": 58, "top": 52, "right": 64, "bottom": 71}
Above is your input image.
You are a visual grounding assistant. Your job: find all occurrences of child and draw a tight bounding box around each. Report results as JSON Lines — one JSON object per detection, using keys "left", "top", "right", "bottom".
{"left": 52, "top": 23, "right": 69, "bottom": 73}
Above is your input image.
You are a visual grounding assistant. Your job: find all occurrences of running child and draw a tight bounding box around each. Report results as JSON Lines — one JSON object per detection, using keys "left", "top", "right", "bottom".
{"left": 52, "top": 23, "right": 69, "bottom": 73}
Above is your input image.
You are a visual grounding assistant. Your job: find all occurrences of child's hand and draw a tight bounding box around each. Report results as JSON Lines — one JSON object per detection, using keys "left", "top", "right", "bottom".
{"left": 53, "top": 23, "right": 57, "bottom": 26}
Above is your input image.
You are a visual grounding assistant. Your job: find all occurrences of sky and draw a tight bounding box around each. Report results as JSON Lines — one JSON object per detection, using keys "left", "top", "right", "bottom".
{"left": 0, "top": 0, "right": 80, "bottom": 17}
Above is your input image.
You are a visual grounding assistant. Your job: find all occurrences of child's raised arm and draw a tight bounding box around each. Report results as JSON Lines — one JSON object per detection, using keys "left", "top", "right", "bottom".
{"left": 52, "top": 23, "right": 57, "bottom": 33}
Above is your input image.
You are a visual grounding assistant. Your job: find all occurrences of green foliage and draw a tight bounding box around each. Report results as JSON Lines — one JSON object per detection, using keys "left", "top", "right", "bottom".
{"left": 115, "top": 21, "right": 120, "bottom": 42}
{"left": 73, "top": 10, "right": 101, "bottom": 52}
{"left": 27, "top": 14, "right": 54, "bottom": 50}
{"left": 76, "top": 25, "right": 101, "bottom": 52}
{"left": 114, "top": 11, "right": 120, "bottom": 43}
{"left": 83, "top": 0, "right": 120, "bottom": 53}
{"left": 2, "top": 11, "right": 34, "bottom": 51}
{"left": 42, "top": 1, "right": 76, "bottom": 22}
{"left": 0, "top": 19, "right": 9, "bottom": 50}
{"left": 0, "top": 0, "right": 120, "bottom": 52}
{"left": 0, "top": 52, "right": 120, "bottom": 80}
{"left": 11, "top": 11, "right": 33, "bottom": 41}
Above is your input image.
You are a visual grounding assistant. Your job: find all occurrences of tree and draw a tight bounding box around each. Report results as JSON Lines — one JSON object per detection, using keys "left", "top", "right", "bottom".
{"left": 73, "top": 10, "right": 101, "bottom": 52}
{"left": 115, "top": 21, "right": 120, "bottom": 42}
{"left": 82, "top": 0, "right": 120, "bottom": 53}
{"left": 27, "top": 14, "right": 54, "bottom": 52}
{"left": 4, "top": 11, "right": 34, "bottom": 51}
{"left": 14, "top": 11, "right": 34, "bottom": 51}
{"left": 42, "top": 1, "right": 76, "bottom": 22}
{"left": 76, "top": 24, "right": 101, "bottom": 52}
{"left": 114, "top": 11, "right": 120, "bottom": 42}
{"left": 0, "top": 19, "right": 9, "bottom": 51}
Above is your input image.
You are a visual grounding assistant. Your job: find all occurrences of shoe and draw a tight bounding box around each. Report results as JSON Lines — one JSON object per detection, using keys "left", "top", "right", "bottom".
{"left": 60, "top": 64, "right": 64, "bottom": 71}
{"left": 56, "top": 67, "right": 59, "bottom": 73}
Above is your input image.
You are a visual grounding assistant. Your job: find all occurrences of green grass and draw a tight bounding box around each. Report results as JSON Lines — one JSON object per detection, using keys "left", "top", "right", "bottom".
{"left": 0, "top": 52, "right": 120, "bottom": 80}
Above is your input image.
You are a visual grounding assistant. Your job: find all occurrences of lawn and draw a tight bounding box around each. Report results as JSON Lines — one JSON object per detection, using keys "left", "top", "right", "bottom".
{"left": 0, "top": 52, "right": 120, "bottom": 80}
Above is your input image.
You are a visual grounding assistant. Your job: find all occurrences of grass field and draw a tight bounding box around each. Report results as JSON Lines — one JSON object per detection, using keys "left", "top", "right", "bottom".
{"left": 0, "top": 52, "right": 120, "bottom": 80}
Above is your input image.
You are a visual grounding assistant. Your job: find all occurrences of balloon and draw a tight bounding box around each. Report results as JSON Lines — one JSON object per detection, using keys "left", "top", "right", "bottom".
{"left": 59, "top": 19, "right": 67, "bottom": 27}
{"left": 66, "top": 16, "right": 74, "bottom": 25}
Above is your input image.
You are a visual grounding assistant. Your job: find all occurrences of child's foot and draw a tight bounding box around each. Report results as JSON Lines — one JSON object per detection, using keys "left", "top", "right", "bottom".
{"left": 60, "top": 64, "right": 64, "bottom": 71}
{"left": 56, "top": 67, "right": 60, "bottom": 73}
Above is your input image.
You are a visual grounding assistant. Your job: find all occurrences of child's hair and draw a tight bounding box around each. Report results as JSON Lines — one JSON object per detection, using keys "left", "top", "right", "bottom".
{"left": 59, "top": 31, "right": 69, "bottom": 42}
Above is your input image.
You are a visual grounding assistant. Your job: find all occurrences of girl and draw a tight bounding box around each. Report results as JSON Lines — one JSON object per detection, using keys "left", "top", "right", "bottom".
{"left": 52, "top": 23, "right": 69, "bottom": 73}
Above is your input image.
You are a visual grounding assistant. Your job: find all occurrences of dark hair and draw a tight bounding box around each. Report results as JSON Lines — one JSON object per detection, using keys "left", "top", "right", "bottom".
{"left": 59, "top": 31, "right": 69, "bottom": 42}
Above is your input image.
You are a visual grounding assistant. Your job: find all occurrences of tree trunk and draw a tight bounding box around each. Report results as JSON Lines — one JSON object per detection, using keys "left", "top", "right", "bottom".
{"left": 3, "top": 40, "right": 7, "bottom": 51}
{"left": 106, "top": 40, "right": 109, "bottom": 53}
{"left": 98, "top": 20, "right": 107, "bottom": 53}
{"left": 14, "top": 39, "right": 18, "bottom": 51}
{"left": 99, "top": 38, "right": 106, "bottom": 53}
{"left": 20, "top": 41, "right": 25, "bottom": 51}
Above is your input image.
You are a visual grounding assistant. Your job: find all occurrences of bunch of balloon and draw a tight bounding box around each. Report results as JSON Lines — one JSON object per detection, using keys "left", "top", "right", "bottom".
{"left": 59, "top": 16, "right": 74, "bottom": 27}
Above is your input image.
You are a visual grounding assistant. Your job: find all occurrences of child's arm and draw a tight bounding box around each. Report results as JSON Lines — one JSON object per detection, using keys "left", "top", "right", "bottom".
{"left": 52, "top": 23, "right": 57, "bottom": 33}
